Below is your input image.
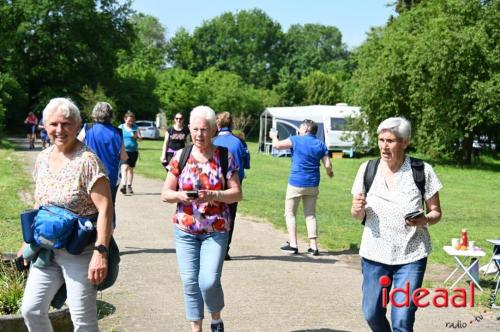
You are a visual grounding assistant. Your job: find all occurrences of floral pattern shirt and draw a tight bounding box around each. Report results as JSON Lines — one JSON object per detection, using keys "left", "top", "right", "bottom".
{"left": 167, "top": 148, "right": 238, "bottom": 234}
{"left": 33, "top": 144, "right": 108, "bottom": 217}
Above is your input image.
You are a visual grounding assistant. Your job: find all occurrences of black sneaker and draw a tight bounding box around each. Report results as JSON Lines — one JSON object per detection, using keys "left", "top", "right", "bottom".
{"left": 280, "top": 242, "right": 298, "bottom": 254}
{"left": 119, "top": 186, "right": 126, "bottom": 194}
{"left": 127, "top": 185, "right": 134, "bottom": 194}
{"left": 211, "top": 321, "right": 224, "bottom": 332}
{"left": 307, "top": 248, "right": 320, "bottom": 256}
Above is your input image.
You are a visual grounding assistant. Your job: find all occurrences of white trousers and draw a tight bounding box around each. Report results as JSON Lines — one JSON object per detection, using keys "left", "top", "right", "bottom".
{"left": 21, "top": 246, "right": 98, "bottom": 332}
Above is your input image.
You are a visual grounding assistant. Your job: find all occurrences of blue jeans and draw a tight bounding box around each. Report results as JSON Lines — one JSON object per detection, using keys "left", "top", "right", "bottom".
{"left": 361, "top": 257, "right": 427, "bottom": 332}
{"left": 174, "top": 226, "right": 229, "bottom": 321}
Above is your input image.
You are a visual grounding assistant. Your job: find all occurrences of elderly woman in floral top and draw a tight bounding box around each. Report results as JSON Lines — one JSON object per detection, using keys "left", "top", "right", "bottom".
{"left": 20, "top": 98, "right": 113, "bottom": 332}
{"left": 351, "top": 117, "right": 442, "bottom": 332}
{"left": 162, "top": 106, "right": 242, "bottom": 332}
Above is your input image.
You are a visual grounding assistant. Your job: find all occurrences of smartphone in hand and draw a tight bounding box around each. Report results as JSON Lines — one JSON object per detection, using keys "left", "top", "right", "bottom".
{"left": 404, "top": 210, "right": 424, "bottom": 220}
{"left": 185, "top": 190, "right": 199, "bottom": 199}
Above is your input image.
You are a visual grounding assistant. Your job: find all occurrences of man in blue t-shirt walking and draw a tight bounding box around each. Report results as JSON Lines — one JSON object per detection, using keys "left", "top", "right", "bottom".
{"left": 270, "top": 119, "right": 333, "bottom": 256}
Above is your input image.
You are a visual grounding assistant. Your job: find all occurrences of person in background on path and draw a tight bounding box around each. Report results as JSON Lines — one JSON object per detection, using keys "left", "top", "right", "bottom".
{"left": 20, "top": 97, "right": 113, "bottom": 331}
{"left": 213, "top": 111, "right": 250, "bottom": 261}
{"left": 161, "top": 106, "right": 242, "bottom": 332}
{"left": 119, "top": 111, "right": 141, "bottom": 195}
{"left": 351, "top": 117, "right": 442, "bottom": 332}
{"left": 78, "top": 102, "right": 128, "bottom": 227}
{"left": 38, "top": 118, "right": 50, "bottom": 149}
{"left": 160, "top": 112, "right": 190, "bottom": 171}
{"left": 24, "top": 111, "right": 38, "bottom": 149}
{"left": 270, "top": 119, "right": 333, "bottom": 256}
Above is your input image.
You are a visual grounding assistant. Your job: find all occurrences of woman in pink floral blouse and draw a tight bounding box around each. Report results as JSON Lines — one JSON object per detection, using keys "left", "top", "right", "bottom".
{"left": 161, "top": 106, "right": 242, "bottom": 332}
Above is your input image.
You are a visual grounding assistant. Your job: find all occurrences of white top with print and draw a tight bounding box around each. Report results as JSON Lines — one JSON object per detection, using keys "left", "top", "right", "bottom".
{"left": 351, "top": 156, "right": 442, "bottom": 265}
{"left": 33, "top": 144, "right": 108, "bottom": 217}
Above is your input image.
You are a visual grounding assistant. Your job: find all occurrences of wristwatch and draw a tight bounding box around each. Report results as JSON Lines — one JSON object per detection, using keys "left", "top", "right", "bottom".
{"left": 94, "top": 244, "right": 109, "bottom": 255}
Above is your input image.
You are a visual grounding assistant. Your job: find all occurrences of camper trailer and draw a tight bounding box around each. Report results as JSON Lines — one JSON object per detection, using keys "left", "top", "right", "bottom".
{"left": 259, "top": 104, "right": 367, "bottom": 157}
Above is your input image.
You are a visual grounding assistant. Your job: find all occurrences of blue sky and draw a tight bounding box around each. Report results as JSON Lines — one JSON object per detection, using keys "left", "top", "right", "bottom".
{"left": 130, "top": 0, "right": 396, "bottom": 49}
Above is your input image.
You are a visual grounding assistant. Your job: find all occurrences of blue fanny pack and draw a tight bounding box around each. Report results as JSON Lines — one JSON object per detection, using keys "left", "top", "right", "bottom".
{"left": 26, "top": 205, "right": 96, "bottom": 254}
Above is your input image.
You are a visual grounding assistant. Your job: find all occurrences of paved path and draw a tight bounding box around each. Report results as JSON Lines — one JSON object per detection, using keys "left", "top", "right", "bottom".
{"left": 10, "top": 138, "right": 499, "bottom": 332}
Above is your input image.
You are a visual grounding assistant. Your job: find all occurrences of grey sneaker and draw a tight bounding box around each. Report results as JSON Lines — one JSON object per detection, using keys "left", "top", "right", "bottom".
{"left": 127, "top": 185, "right": 134, "bottom": 194}
{"left": 211, "top": 321, "right": 224, "bottom": 332}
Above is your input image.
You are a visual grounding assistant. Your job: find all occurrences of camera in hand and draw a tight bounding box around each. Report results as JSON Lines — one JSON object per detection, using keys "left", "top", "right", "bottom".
{"left": 186, "top": 190, "right": 199, "bottom": 198}
{"left": 404, "top": 210, "right": 424, "bottom": 220}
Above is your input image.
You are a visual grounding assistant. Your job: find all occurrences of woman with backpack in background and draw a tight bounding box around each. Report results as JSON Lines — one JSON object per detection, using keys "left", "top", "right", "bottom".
{"left": 351, "top": 117, "right": 442, "bottom": 332}
{"left": 161, "top": 106, "right": 242, "bottom": 332}
{"left": 160, "top": 112, "right": 190, "bottom": 171}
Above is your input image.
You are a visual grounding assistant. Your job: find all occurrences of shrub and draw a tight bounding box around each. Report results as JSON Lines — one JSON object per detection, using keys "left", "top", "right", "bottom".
{"left": 0, "top": 255, "right": 26, "bottom": 315}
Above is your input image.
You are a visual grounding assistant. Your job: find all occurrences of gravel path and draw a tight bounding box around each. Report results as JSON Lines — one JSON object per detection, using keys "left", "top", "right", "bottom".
{"left": 10, "top": 138, "right": 499, "bottom": 332}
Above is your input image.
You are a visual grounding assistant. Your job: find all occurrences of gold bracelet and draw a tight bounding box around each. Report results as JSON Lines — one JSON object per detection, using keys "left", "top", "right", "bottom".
{"left": 216, "top": 191, "right": 222, "bottom": 201}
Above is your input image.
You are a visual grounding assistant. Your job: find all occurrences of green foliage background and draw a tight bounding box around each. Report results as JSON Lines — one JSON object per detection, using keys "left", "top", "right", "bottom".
{"left": 0, "top": 1, "right": 498, "bottom": 164}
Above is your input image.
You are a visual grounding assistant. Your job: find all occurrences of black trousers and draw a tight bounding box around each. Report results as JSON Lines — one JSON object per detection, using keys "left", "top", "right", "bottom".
{"left": 227, "top": 202, "right": 238, "bottom": 254}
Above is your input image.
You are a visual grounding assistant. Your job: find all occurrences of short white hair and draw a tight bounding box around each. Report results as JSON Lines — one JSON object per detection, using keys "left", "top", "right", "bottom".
{"left": 43, "top": 98, "right": 81, "bottom": 125}
{"left": 377, "top": 117, "right": 411, "bottom": 141}
{"left": 190, "top": 105, "right": 216, "bottom": 128}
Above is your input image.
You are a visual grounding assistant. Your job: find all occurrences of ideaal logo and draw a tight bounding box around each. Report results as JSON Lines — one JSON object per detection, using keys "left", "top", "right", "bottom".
{"left": 379, "top": 276, "right": 475, "bottom": 308}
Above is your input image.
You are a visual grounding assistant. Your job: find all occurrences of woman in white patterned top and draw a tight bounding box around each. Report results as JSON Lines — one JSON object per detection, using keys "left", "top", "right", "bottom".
{"left": 351, "top": 117, "right": 442, "bottom": 332}
{"left": 20, "top": 98, "right": 113, "bottom": 332}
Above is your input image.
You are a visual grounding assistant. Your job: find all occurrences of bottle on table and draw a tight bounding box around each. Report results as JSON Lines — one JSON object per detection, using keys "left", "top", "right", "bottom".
{"left": 460, "top": 228, "right": 468, "bottom": 249}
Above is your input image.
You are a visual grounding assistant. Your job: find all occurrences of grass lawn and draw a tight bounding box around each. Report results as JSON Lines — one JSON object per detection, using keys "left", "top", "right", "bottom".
{"left": 0, "top": 140, "right": 30, "bottom": 254}
{"left": 136, "top": 139, "right": 500, "bottom": 307}
{"left": 135, "top": 139, "right": 500, "bottom": 266}
{"left": 1, "top": 137, "right": 497, "bottom": 307}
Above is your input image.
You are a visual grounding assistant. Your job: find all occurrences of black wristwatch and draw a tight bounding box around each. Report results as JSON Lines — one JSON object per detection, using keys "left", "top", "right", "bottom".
{"left": 94, "top": 244, "right": 109, "bottom": 255}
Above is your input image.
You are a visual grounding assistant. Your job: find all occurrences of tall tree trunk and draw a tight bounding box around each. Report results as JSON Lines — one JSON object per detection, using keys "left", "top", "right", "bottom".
{"left": 460, "top": 134, "right": 473, "bottom": 165}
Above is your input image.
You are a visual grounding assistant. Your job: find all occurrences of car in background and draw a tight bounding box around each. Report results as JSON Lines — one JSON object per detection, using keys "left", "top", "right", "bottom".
{"left": 136, "top": 120, "right": 160, "bottom": 139}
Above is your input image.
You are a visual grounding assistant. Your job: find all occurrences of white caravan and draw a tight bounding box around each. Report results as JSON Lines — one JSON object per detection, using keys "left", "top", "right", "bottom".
{"left": 259, "top": 104, "right": 368, "bottom": 157}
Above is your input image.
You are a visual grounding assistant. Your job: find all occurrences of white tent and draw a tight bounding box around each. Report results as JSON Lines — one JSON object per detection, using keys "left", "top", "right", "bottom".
{"left": 258, "top": 104, "right": 365, "bottom": 157}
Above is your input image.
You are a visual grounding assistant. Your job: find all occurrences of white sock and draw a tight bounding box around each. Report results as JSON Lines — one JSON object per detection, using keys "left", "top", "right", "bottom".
{"left": 211, "top": 319, "right": 222, "bottom": 325}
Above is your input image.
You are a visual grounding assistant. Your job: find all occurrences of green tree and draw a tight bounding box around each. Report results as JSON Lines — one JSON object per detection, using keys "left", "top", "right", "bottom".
{"left": 298, "top": 70, "right": 342, "bottom": 105}
{"left": 165, "top": 28, "right": 197, "bottom": 71}
{"left": 155, "top": 68, "right": 197, "bottom": 120}
{"left": 193, "top": 68, "right": 274, "bottom": 132}
{"left": 351, "top": 0, "right": 499, "bottom": 163}
{"left": 0, "top": 0, "right": 133, "bottom": 125}
{"left": 79, "top": 84, "right": 116, "bottom": 123}
{"left": 167, "top": 9, "right": 285, "bottom": 88}
{"left": 283, "top": 24, "right": 348, "bottom": 78}
{"left": 111, "top": 12, "right": 168, "bottom": 119}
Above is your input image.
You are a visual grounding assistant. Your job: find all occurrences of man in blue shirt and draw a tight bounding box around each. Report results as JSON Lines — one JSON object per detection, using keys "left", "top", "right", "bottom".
{"left": 270, "top": 119, "right": 333, "bottom": 256}
{"left": 213, "top": 111, "right": 250, "bottom": 260}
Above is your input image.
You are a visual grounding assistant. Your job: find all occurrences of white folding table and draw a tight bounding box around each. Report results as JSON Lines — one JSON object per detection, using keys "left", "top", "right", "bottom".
{"left": 483, "top": 239, "right": 500, "bottom": 275}
{"left": 484, "top": 239, "right": 500, "bottom": 309}
{"left": 443, "top": 246, "right": 486, "bottom": 291}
